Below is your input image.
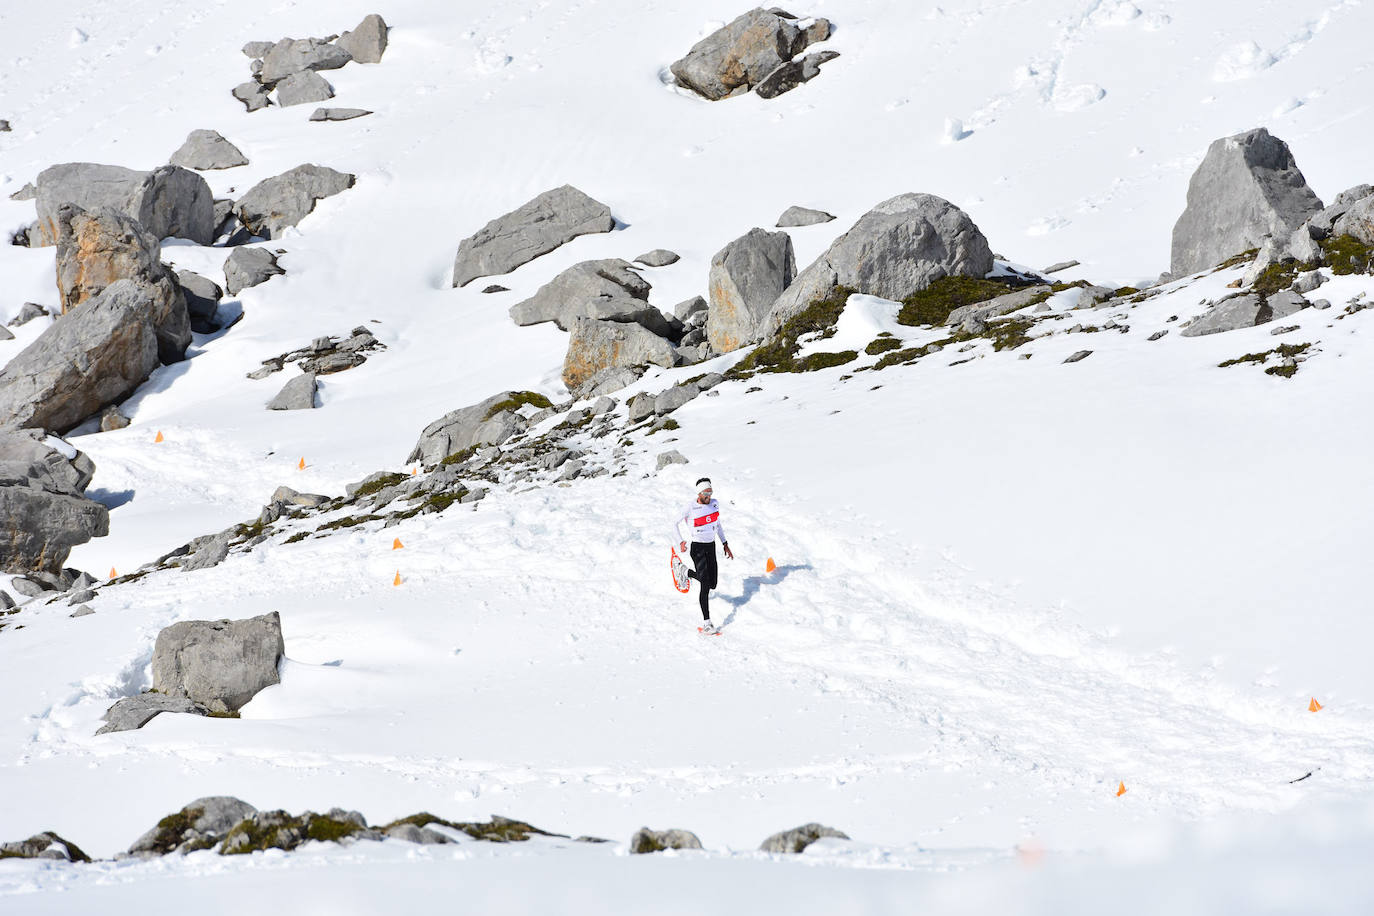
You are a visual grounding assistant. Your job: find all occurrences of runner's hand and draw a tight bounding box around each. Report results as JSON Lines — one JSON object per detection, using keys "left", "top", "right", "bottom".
{"left": 724, "top": 544, "right": 734, "bottom": 560}
{"left": 680, "top": 540, "right": 687, "bottom": 553}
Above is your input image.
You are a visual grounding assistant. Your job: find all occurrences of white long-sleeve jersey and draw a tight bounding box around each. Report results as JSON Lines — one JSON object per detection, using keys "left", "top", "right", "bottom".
{"left": 672, "top": 499, "right": 727, "bottom": 545}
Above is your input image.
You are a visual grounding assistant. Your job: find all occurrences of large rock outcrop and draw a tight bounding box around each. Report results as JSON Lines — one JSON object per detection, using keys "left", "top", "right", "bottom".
{"left": 563, "top": 317, "right": 678, "bottom": 390}
{"left": 0, "top": 430, "right": 109, "bottom": 574}
{"left": 54, "top": 205, "right": 190, "bottom": 363}
{"left": 1332, "top": 193, "right": 1374, "bottom": 246}
{"left": 706, "top": 228, "right": 796, "bottom": 353}
{"left": 126, "top": 798, "right": 259, "bottom": 856}
{"left": 152, "top": 611, "right": 285, "bottom": 715}
{"left": 761, "top": 193, "right": 993, "bottom": 339}
{"left": 451, "top": 186, "right": 615, "bottom": 288}
{"left": 407, "top": 391, "right": 534, "bottom": 466}
{"left": 234, "top": 164, "right": 355, "bottom": 239}
{"left": 670, "top": 8, "right": 833, "bottom": 100}
{"left": 35, "top": 162, "right": 215, "bottom": 247}
{"left": 510, "top": 259, "right": 677, "bottom": 338}
{"left": 0, "top": 279, "right": 163, "bottom": 434}
{"left": 1170, "top": 128, "right": 1324, "bottom": 277}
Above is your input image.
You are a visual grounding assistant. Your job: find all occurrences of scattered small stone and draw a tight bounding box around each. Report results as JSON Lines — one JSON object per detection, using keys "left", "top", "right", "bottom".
{"left": 169, "top": 129, "right": 249, "bottom": 171}
{"left": 70, "top": 605, "right": 95, "bottom": 618}
{"left": 309, "top": 107, "right": 373, "bottom": 122}
{"left": 224, "top": 247, "right": 284, "bottom": 295}
{"left": 1269, "top": 324, "right": 1300, "bottom": 336}
{"left": 275, "top": 70, "right": 334, "bottom": 107}
{"left": 759, "top": 823, "right": 849, "bottom": 854}
{"left": 481, "top": 285, "right": 509, "bottom": 294}
{"left": 634, "top": 249, "right": 680, "bottom": 267}
{"left": 1042, "top": 260, "right": 1080, "bottom": 274}
{"left": 1312, "top": 299, "right": 1331, "bottom": 310}
{"left": 8, "top": 182, "right": 36, "bottom": 201}
{"left": 656, "top": 450, "right": 688, "bottom": 470}
{"left": 266, "top": 372, "right": 319, "bottom": 410}
{"left": 1148, "top": 330, "right": 1168, "bottom": 341}
{"left": 8, "top": 303, "right": 48, "bottom": 326}
{"left": 0, "top": 119, "right": 10, "bottom": 132}
{"left": 232, "top": 81, "right": 271, "bottom": 112}
{"left": 1063, "top": 350, "right": 1092, "bottom": 363}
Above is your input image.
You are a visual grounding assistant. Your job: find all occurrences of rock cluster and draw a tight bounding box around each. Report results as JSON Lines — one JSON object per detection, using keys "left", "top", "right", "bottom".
{"left": 234, "top": 14, "right": 389, "bottom": 111}
{"left": 34, "top": 162, "right": 215, "bottom": 247}
{"left": 0, "top": 430, "right": 108, "bottom": 575}
{"left": 670, "top": 8, "right": 837, "bottom": 101}
{"left": 247, "top": 326, "right": 384, "bottom": 395}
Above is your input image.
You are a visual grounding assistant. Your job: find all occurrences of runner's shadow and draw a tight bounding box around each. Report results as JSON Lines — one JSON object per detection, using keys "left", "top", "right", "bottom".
{"left": 719, "top": 564, "right": 811, "bottom": 629}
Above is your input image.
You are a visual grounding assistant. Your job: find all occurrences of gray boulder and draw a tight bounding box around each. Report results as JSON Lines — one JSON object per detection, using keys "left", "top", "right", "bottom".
{"left": 176, "top": 269, "right": 222, "bottom": 332}
{"left": 181, "top": 532, "right": 231, "bottom": 571}
{"left": 127, "top": 797, "right": 259, "bottom": 856}
{"left": 655, "top": 382, "right": 699, "bottom": 415}
{"left": 563, "top": 317, "right": 678, "bottom": 390}
{"left": 670, "top": 9, "right": 828, "bottom": 100}
{"left": 627, "top": 392, "right": 657, "bottom": 423}
{"left": 35, "top": 162, "right": 215, "bottom": 246}
{"left": 259, "top": 38, "right": 352, "bottom": 85}
{"left": 243, "top": 41, "right": 275, "bottom": 58}
{"left": 54, "top": 205, "right": 190, "bottom": 363}
{"left": 224, "top": 247, "right": 284, "bottom": 295}
{"left": 762, "top": 193, "right": 994, "bottom": 340}
{"left": 151, "top": 611, "right": 285, "bottom": 715}
{"left": 169, "top": 130, "right": 248, "bottom": 171}
{"left": 629, "top": 827, "right": 702, "bottom": 854}
{"left": 1332, "top": 195, "right": 1374, "bottom": 246}
{"left": 451, "top": 185, "right": 615, "bottom": 287}
{"left": 97, "top": 693, "right": 208, "bottom": 734}
{"left": 635, "top": 249, "right": 680, "bottom": 267}
{"left": 674, "top": 295, "right": 709, "bottom": 322}
{"left": 776, "top": 205, "right": 835, "bottom": 227}
{"left": 407, "top": 391, "right": 532, "bottom": 465}
{"left": 0, "top": 430, "right": 108, "bottom": 575}
{"left": 234, "top": 164, "right": 355, "bottom": 239}
{"left": 759, "top": 823, "right": 849, "bottom": 854}
{"left": 9, "top": 303, "right": 49, "bottom": 326}
{"left": 336, "top": 14, "right": 389, "bottom": 64}
{"left": 1170, "top": 128, "right": 1324, "bottom": 277}
{"left": 386, "top": 823, "right": 454, "bottom": 845}
{"left": 232, "top": 81, "right": 271, "bottom": 112}
{"left": 0, "top": 325, "right": 12, "bottom": 341}
{"left": 275, "top": 70, "right": 334, "bottom": 107}
{"left": 1181, "top": 291, "right": 1308, "bottom": 337}
{"left": 656, "top": 450, "right": 688, "bottom": 470}
{"left": 1063, "top": 350, "right": 1093, "bottom": 364}
{"left": 267, "top": 372, "right": 318, "bottom": 410}
{"left": 0, "top": 832, "right": 91, "bottom": 863}
{"left": 754, "top": 50, "right": 840, "bottom": 99}
{"left": 309, "top": 107, "right": 373, "bottom": 122}
{"left": 573, "top": 365, "right": 645, "bottom": 399}
{"left": 0, "top": 280, "right": 163, "bottom": 435}
{"left": 510, "top": 259, "right": 676, "bottom": 337}
{"left": 948, "top": 284, "right": 1051, "bottom": 333}
{"left": 9, "top": 182, "right": 37, "bottom": 201}
{"left": 706, "top": 228, "right": 797, "bottom": 353}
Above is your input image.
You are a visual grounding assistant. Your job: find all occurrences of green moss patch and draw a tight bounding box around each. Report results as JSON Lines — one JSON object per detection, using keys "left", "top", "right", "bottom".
{"left": 1320, "top": 234, "right": 1374, "bottom": 276}
{"left": 896, "top": 276, "right": 1011, "bottom": 327}
{"left": 483, "top": 391, "right": 553, "bottom": 421}
{"left": 439, "top": 445, "right": 477, "bottom": 467}
{"left": 794, "top": 350, "right": 857, "bottom": 371}
{"left": 864, "top": 337, "right": 903, "bottom": 355}
{"left": 1215, "top": 249, "right": 1260, "bottom": 270}
{"left": 354, "top": 472, "right": 406, "bottom": 497}
{"left": 1218, "top": 342, "right": 1312, "bottom": 378}
{"left": 316, "top": 513, "right": 383, "bottom": 532}
{"left": 726, "top": 287, "right": 855, "bottom": 377}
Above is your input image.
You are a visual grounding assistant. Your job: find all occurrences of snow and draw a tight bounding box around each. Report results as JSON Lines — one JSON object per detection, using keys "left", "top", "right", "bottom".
{"left": 2, "top": 0, "right": 1374, "bottom": 911}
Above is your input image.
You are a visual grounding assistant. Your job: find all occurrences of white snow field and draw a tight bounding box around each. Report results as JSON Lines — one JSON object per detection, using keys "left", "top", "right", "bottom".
{"left": 2, "top": 0, "right": 1374, "bottom": 911}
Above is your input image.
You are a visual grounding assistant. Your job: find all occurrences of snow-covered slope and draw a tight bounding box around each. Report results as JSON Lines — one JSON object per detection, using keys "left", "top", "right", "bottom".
{"left": 2, "top": 0, "right": 1373, "bottom": 911}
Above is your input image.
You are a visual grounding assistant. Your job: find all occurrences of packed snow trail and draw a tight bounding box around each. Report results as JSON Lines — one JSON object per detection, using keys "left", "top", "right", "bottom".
{"left": 9, "top": 455, "right": 1374, "bottom": 855}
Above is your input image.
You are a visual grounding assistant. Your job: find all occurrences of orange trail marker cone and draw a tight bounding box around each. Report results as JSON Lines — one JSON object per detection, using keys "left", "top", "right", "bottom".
{"left": 297, "top": 457, "right": 306, "bottom": 470}
{"left": 765, "top": 557, "right": 777, "bottom": 573}
{"left": 108, "top": 567, "right": 117, "bottom": 579}
{"left": 392, "top": 538, "right": 404, "bottom": 550}
{"left": 411, "top": 467, "right": 418, "bottom": 476}
{"left": 1116, "top": 782, "right": 1128, "bottom": 797}
{"left": 154, "top": 431, "right": 164, "bottom": 443}
{"left": 1309, "top": 698, "right": 1323, "bottom": 712}
{"left": 393, "top": 570, "right": 402, "bottom": 586}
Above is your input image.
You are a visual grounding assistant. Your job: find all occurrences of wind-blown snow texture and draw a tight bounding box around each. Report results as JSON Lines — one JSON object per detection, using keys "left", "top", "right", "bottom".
{"left": 2, "top": 1, "right": 1373, "bottom": 912}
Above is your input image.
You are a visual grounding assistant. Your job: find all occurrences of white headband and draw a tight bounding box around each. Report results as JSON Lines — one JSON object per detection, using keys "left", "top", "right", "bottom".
{"left": 696, "top": 479, "right": 713, "bottom": 493}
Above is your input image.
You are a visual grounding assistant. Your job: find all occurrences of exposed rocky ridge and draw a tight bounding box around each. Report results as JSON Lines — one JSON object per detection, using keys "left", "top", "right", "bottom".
{"left": 34, "top": 162, "right": 216, "bottom": 247}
